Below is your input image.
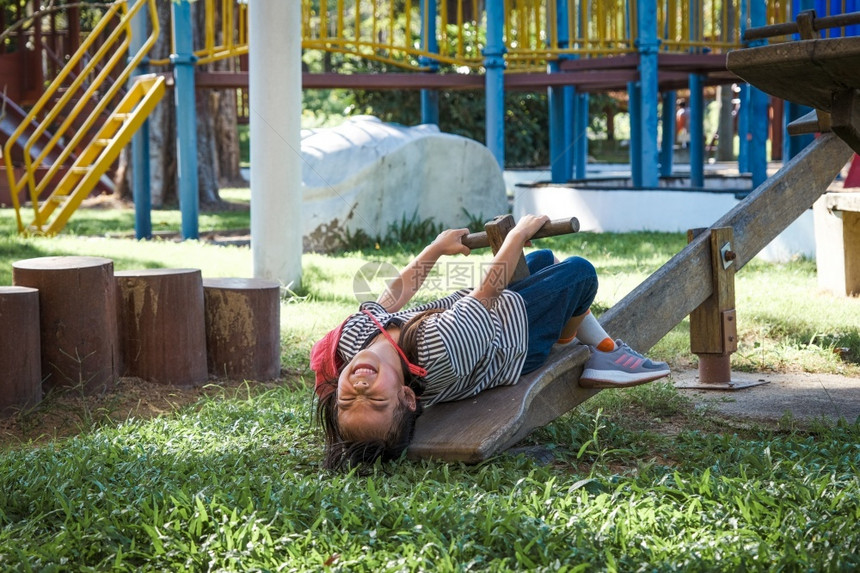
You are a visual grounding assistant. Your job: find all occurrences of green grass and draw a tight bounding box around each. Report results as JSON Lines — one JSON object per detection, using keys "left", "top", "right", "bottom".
{"left": 1, "top": 203, "right": 859, "bottom": 570}
{"left": 0, "top": 385, "right": 857, "bottom": 571}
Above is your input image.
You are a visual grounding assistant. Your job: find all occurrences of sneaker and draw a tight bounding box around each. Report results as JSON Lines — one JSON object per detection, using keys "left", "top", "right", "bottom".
{"left": 579, "top": 339, "right": 670, "bottom": 388}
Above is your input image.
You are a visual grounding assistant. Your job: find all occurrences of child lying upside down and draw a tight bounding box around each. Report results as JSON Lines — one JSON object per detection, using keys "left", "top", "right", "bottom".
{"left": 311, "top": 214, "right": 669, "bottom": 470}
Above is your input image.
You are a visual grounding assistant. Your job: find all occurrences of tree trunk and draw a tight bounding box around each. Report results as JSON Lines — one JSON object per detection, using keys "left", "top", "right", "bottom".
{"left": 193, "top": 2, "right": 221, "bottom": 206}
{"left": 211, "top": 57, "right": 244, "bottom": 187}
{"left": 148, "top": 0, "right": 176, "bottom": 207}
{"left": 717, "top": 85, "right": 736, "bottom": 161}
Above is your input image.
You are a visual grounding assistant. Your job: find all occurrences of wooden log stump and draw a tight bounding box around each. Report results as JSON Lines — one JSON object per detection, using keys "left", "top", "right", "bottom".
{"left": 202, "top": 278, "right": 281, "bottom": 381}
{"left": 115, "top": 268, "right": 208, "bottom": 387}
{"left": 12, "top": 256, "right": 120, "bottom": 394}
{"left": 0, "top": 286, "right": 42, "bottom": 416}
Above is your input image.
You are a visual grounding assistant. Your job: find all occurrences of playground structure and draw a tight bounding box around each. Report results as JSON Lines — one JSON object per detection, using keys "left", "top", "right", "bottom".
{"left": 0, "top": 0, "right": 852, "bottom": 241}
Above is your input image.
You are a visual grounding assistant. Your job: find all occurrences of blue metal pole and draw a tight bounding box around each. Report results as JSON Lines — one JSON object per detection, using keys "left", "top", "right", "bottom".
{"left": 563, "top": 86, "right": 575, "bottom": 179}
{"left": 419, "top": 0, "right": 439, "bottom": 125}
{"left": 574, "top": 92, "right": 588, "bottom": 179}
{"left": 660, "top": 91, "right": 676, "bottom": 176}
{"left": 573, "top": 0, "right": 588, "bottom": 180}
{"left": 783, "top": 0, "right": 815, "bottom": 160}
{"left": 549, "top": 0, "right": 570, "bottom": 182}
{"left": 484, "top": 0, "right": 506, "bottom": 168}
{"left": 628, "top": 81, "right": 642, "bottom": 186}
{"left": 171, "top": 0, "right": 199, "bottom": 240}
{"left": 637, "top": 0, "right": 660, "bottom": 187}
{"left": 548, "top": 59, "right": 566, "bottom": 182}
{"left": 749, "top": 0, "right": 768, "bottom": 187}
{"left": 130, "top": 0, "right": 151, "bottom": 239}
{"left": 687, "top": 0, "right": 705, "bottom": 187}
{"left": 689, "top": 74, "right": 705, "bottom": 187}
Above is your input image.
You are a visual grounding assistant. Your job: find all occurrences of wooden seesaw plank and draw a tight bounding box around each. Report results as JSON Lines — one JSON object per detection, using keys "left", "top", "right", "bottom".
{"left": 409, "top": 132, "right": 853, "bottom": 463}
{"left": 409, "top": 345, "right": 595, "bottom": 463}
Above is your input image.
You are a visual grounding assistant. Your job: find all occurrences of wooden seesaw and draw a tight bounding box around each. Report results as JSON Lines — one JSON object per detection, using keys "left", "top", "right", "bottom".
{"left": 409, "top": 11, "right": 860, "bottom": 462}
{"left": 408, "top": 214, "right": 598, "bottom": 464}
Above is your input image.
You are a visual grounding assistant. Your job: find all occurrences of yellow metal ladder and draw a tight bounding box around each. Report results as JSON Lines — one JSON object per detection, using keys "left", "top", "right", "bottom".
{"left": 30, "top": 74, "right": 165, "bottom": 235}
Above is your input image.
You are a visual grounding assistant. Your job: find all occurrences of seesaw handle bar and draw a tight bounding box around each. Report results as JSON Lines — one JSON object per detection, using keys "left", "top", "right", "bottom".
{"left": 461, "top": 217, "right": 580, "bottom": 250}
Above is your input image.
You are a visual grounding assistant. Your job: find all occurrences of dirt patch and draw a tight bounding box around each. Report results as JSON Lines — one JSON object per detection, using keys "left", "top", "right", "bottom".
{"left": 0, "top": 375, "right": 299, "bottom": 448}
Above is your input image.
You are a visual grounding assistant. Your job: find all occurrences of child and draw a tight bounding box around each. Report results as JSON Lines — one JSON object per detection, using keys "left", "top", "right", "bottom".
{"left": 311, "top": 214, "right": 669, "bottom": 470}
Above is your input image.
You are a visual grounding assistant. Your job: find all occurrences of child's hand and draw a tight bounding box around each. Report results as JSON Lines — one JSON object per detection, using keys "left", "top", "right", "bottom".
{"left": 512, "top": 214, "right": 550, "bottom": 246}
{"left": 431, "top": 228, "right": 471, "bottom": 256}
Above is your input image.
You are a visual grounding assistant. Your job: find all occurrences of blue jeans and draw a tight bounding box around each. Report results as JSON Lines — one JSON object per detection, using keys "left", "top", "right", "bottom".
{"left": 508, "top": 249, "right": 598, "bottom": 374}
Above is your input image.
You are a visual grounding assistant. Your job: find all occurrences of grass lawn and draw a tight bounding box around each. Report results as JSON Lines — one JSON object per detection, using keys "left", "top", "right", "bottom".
{"left": 1, "top": 197, "right": 859, "bottom": 571}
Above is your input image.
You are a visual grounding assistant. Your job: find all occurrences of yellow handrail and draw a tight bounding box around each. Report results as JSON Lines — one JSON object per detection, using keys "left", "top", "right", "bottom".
{"left": 3, "top": 0, "right": 160, "bottom": 233}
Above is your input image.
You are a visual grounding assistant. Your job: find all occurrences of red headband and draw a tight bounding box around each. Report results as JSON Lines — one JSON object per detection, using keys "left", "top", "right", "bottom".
{"left": 361, "top": 310, "right": 428, "bottom": 378}
{"left": 311, "top": 311, "right": 428, "bottom": 399}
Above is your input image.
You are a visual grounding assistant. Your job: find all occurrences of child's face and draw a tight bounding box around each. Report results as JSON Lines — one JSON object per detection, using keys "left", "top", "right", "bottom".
{"left": 336, "top": 339, "right": 417, "bottom": 441}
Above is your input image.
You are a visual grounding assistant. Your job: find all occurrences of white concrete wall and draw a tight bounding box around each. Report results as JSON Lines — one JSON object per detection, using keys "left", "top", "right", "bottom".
{"left": 512, "top": 181, "right": 816, "bottom": 263}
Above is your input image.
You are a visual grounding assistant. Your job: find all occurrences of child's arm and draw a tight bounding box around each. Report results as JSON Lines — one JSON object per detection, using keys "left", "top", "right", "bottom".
{"left": 469, "top": 214, "right": 549, "bottom": 309}
{"left": 377, "top": 228, "right": 471, "bottom": 312}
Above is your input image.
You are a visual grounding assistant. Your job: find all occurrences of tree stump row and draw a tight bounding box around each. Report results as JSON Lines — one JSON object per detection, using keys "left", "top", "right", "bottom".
{"left": 3, "top": 256, "right": 283, "bottom": 412}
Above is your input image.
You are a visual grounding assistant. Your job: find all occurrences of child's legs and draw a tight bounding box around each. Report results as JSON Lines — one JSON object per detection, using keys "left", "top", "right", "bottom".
{"left": 508, "top": 254, "right": 598, "bottom": 374}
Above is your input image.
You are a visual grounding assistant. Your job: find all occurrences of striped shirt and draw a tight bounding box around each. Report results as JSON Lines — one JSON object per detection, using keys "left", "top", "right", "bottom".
{"left": 337, "top": 289, "right": 528, "bottom": 406}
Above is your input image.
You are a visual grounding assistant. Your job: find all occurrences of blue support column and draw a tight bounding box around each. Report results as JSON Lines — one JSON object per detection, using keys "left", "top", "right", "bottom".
{"left": 563, "top": 87, "right": 575, "bottom": 179}
{"left": 783, "top": 0, "right": 815, "bottom": 160}
{"left": 548, "top": 62, "right": 568, "bottom": 182}
{"left": 628, "top": 81, "right": 642, "bottom": 186}
{"left": 484, "top": 0, "right": 506, "bottom": 168}
{"left": 419, "top": 0, "right": 439, "bottom": 125}
{"left": 574, "top": 92, "right": 588, "bottom": 179}
{"left": 660, "top": 91, "right": 676, "bottom": 176}
{"left": 171, "top": 0, "right": 199, "bottom": 239}
{"left": 130, "top": 0, "right": 151, "bottom": 239}
{"left": 637, "top": 0, "right": 660, "bottom": 187}
{"left": 572, "top": 0, "right": 589, "bottom": 180}
{"left": 689, "top": 74, "right": 705, "bottom": 187}
{"left": 549, "top": 0, "right": 571, "bottom": 182}
{"left": 687, "top": 0, "right": 704, "bottom": 187}
{"left": 749, "top": 0, "right": 768, "bottom": 187}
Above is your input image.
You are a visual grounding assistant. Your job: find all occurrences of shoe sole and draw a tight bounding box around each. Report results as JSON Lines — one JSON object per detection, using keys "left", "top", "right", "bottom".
{"left": 579, "top": 369, "right": 670, "bottom": 389}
